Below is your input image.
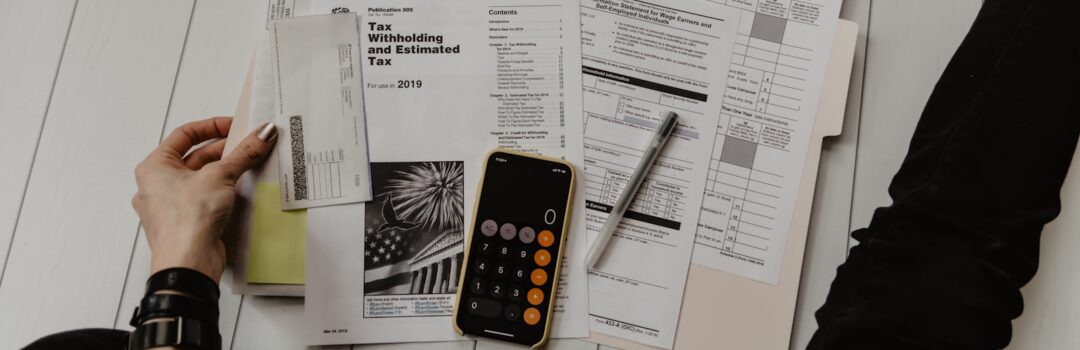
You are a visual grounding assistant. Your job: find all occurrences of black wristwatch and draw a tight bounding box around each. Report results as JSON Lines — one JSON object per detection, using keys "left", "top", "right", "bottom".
{"left": 128, "top": 316, "right": 221, "bottom": 349}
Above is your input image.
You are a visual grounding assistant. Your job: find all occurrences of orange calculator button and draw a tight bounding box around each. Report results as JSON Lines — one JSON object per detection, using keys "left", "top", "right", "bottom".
{"left": 523, "top": 307, "right": 541, "bottom": 325}
{"left": 530, "top": 268, "right": 548, "bottom": 286}
{"left": 527, "top": 288, "right": 545, "bottom": 305}
{"left": 538, "top": 230, "right": 555, "bottom": 247}
{"left": 534, "top": 249, "right": 551, "bottom": 267}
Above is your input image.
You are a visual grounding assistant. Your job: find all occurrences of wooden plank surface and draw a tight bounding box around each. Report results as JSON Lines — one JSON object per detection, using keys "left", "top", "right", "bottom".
{"left": 0, "top": 0, "right": 77, "bottom": 279}
{"left": 788, "top": 1, "right": 870, "bottom": 348}
{"left": 5, "top": 0, "right": 1080, "bottom": 348}
{"left": 0, "top": 0, "right": 194, "bottom": 347}
{"left": 110, "top": 1, "right": 267, "bottom": 349}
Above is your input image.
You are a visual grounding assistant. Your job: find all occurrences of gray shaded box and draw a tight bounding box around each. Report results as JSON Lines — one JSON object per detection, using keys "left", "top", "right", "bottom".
{"left": 720, "top": 137, "right": 758, "bottom": 169}
{"left": 750, "top": 14, "right": 787, "bottom": 44}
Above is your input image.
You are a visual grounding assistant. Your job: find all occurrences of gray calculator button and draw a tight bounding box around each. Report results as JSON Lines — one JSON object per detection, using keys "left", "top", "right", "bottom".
{"left": 519, "top": 227, "right": 536, "bottom": 244}
{"left": 481, "top": 220, "right": 498, "bottom": 237}
{"left": 490, "top": 282, "right": 505, "bottom": 298}
{"left": 466, "top": 297, "right": 502, "bottom": 318}
{"left": 508, "top": 285, "right": 523, "bottom": 302}
{"left": 504, "top": 304, "right": 521, "bottom": 321}
{"left": 470, "top": 278, "right": 486, "bottom": 294}
{"left": 499, "top": 223, "right": 517, "bottom": 240}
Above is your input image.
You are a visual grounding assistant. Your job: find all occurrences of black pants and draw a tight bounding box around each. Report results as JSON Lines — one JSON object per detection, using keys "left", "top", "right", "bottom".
{"left": 809, "top": 0, "right": 1080, "bottom": 349}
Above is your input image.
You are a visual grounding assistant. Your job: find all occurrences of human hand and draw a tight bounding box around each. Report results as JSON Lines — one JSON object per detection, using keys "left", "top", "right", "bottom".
{"left": 132, "top": 117, "right": 277, "bottom": 282}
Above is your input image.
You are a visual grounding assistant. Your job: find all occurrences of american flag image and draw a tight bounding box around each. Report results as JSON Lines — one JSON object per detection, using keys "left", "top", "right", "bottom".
{"left": 363, "top": 161, "right": 465, "bottom": 296}
{"left": 363, "top": 197, "right": 419, "bottom": 295}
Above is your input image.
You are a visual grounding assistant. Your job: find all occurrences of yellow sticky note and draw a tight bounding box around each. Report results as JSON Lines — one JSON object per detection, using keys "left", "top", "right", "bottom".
{"left": 248, "top": 182, "right": 306, "bottom": 284}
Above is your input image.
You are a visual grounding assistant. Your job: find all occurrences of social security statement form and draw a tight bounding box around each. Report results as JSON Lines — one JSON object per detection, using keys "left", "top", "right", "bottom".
{"left": 302, "top": 0, "right": 589, "bottom": 345}
{"left": 579, "top": 0, "right": 738, "bottom": 348}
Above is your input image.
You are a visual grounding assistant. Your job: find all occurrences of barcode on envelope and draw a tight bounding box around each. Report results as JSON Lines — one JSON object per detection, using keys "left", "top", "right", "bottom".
{"left": 289, "top": 115, "right": 308, "bottom": 201}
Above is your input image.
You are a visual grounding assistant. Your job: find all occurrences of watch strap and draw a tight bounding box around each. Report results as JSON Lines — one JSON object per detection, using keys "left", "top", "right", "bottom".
{"left": 136, "top": 293, "right": 219, "bottom": 327}
{"left": 128, "top": 317, "right": 221, "bottom": 350}
{"left": 145, "top": 268, "right": 220, "bottom": 306}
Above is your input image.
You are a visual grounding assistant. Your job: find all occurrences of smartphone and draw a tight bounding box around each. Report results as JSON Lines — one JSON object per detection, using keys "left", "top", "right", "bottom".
{"left": 452, "top": 149, "right": 575, "bottom": 349}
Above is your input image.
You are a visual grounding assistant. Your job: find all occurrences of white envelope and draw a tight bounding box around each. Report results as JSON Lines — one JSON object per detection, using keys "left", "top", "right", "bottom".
{"left": 269, "top": 13, "right": 373, "bottom": 210}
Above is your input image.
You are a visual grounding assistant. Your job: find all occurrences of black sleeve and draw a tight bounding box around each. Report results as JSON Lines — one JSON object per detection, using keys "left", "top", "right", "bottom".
{"left": 809, "top": 0, "right": 1080, "bottom": 349}
{"left": 23, "top": 328, "right": 130, "bottom": 350}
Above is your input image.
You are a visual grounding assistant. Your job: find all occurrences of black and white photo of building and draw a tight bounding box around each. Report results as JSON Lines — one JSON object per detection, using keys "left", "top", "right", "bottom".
{"left": 363, "top": 161, "right": 465, "bottom": 296}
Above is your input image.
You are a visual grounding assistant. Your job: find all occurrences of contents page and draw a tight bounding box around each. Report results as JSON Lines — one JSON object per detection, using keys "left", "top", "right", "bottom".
{"left": 301, "top": 0, "right": 589, "bottom": 345}
{"left": 579, "top": 0, "right": 738, "bottom": 348}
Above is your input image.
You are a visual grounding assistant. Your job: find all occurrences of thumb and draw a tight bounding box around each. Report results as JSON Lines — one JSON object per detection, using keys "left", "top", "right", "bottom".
{"left": 217, "top": 122, "right": 277, "bottom": 181}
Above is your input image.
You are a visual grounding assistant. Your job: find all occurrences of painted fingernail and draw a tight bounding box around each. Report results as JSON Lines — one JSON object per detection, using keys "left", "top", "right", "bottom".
{"left": 256, "top": 122, "right": 277, "bottom": 143}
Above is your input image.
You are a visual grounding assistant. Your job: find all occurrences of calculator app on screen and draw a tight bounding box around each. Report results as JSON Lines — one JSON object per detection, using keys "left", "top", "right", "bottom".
{"left": 453, "top": 150, "right": 574, "bottom": 348}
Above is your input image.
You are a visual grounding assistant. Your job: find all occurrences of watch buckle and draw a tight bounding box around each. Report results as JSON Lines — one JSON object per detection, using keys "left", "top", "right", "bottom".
{"left": 174, "top": 317, "right": 184, "bottom": 345}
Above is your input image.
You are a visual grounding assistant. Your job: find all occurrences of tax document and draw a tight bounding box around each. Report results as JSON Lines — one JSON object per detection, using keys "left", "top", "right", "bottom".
{"left": 579, "top": 0, "right": 738, "bottom": 348}
{"left": 690, "top": 0, "right": 842, "bottom": 284}
{"left": 269, "top": 14, "right": 373, "bottom": 210}
{"left": 302, "top": 0, "right": 590, "bottom": 344}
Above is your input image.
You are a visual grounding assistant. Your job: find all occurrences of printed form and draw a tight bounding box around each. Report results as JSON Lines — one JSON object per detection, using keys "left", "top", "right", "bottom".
{"left": 301, "top": 0, "right": 590, "bottom": 344}
{"left": 579, "top": 0, "right": 737, "bottom": 348}
{"left": 691, "top": 0, "right": 842, "bottom": 284}
{"left": 270, "top": 13, "right": 373, "bottom": 210}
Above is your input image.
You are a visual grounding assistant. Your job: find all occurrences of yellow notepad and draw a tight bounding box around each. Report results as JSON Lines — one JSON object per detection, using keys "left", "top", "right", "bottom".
{"left": 247, "top": 182, "right": 307, "bottom": 284}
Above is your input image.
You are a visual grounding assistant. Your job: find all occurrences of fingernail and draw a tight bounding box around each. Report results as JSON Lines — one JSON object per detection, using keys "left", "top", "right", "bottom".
{"left": 256, "top": 122, "right": 277, "bottom": 143}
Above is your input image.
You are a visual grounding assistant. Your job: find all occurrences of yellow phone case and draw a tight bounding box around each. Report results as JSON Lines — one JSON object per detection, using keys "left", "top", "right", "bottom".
{"left": 451, "top": 148, "right": 576, "bottom": 349}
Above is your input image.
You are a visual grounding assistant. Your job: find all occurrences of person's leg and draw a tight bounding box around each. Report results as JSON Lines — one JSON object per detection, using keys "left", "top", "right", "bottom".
{"left": 810, "top": 0, "right": 1080, "bottom": 349}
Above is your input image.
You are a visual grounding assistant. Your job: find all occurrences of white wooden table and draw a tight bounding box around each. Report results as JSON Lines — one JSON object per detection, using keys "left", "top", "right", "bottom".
{"left": 2, "top": 1, "right": 1077, "bottom": 349}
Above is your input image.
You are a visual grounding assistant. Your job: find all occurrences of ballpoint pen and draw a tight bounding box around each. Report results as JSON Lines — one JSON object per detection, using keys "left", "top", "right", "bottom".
{"left": 586, "top": 111, "right": 679, "bottom": 269}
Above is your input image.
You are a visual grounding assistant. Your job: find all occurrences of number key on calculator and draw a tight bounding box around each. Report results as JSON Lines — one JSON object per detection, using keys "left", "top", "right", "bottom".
{"left": 465, "top": 220, "right": 558, "bottom": 328}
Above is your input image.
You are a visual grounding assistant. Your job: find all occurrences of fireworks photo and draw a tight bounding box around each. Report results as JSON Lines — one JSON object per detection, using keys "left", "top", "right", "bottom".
{"left": 363, "top": 161, "right": 466, "bottom": 298}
